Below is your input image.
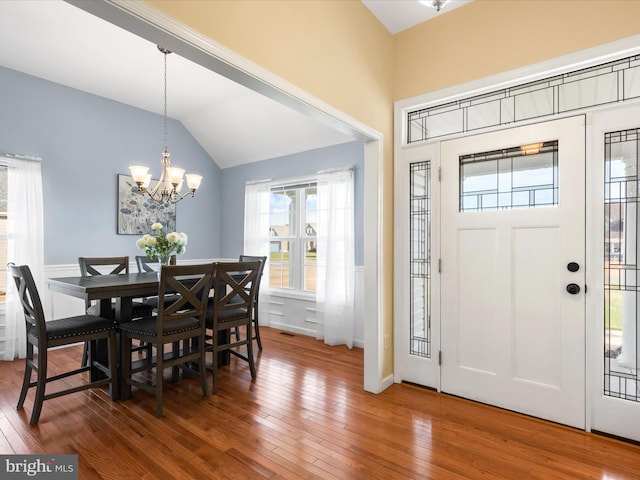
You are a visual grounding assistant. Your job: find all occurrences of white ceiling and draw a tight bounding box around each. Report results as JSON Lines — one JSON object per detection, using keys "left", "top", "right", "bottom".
{"left": 362, "top": 0, "right": 472, "bottom": 34}
{"left": 0, "top": 0, "right": 468, "bottom": 169}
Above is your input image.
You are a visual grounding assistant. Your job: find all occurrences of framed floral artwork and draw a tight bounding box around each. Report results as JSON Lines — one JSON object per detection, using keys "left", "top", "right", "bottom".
{"left": 117, "top": 174, "right": 176, "bottom": 235}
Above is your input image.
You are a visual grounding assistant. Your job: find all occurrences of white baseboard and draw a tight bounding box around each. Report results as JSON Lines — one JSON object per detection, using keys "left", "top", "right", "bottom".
{"left": 268, "top": 322, "right": 316, "bottom": 337}
{"left": 381, "top": 374, "right": 395, "bottom": 391}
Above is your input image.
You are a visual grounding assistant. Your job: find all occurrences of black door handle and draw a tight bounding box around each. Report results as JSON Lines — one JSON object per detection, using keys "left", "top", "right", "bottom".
{"left": 566, "top": 283, "right": 580, "bottom": 295}
{"left": 567, "top": 262, "right": 580, "bottom": 272}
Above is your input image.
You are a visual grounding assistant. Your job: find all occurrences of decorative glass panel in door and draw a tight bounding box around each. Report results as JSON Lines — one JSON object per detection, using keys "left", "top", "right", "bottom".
{"left": 604, "top": 128, "right": 639, "bottom": 403}
{"left": 410, "top": 161, "right": 431, "bottom": 358}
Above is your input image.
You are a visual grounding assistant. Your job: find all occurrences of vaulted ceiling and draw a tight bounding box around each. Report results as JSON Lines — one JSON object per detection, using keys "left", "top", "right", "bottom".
{"left": 0, "top": 0, "right": 470, "bottom": 168}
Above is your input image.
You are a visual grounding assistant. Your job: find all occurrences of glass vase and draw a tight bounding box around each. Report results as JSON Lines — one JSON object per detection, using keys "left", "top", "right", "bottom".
{"left": 157, "top": 254, "right": 171, "bottom": 280}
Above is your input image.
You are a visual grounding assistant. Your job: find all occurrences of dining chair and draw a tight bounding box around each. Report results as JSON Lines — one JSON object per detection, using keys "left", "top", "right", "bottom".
{"left": 78, "top": 256, "right": 153, "bottom": 366}
{"left": 205, "top": 261, "right": 260, "bottom": 394}
{"left": 78, "top": 256, "right": 153, "bottom": 318}
{"left": 8, "top": 263, "right": 118, "bottom": 426}
{"left": 134, "top": 255, "right": 179, "bottom": 311}
{"left": 118, "top": 263, "right": 215, "bottom": 417}
{"left": 238, "top": 254, "right": 267, "bottom": 351}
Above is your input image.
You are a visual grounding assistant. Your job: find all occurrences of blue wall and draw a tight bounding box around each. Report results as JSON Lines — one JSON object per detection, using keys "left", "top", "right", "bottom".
{"left": 220, "top": 142, "right": 365, "bottom": 265}
{"left": 0, "top": 66, "right": 364, "bottom": 266}
{"left": 0, "top": 66, "right": 221, "bottom": 265}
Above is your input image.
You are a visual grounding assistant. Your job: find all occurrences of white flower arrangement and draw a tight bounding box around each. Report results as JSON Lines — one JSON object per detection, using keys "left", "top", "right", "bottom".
{"left": 136, "top": 222, "right": 187, "bottom": 265}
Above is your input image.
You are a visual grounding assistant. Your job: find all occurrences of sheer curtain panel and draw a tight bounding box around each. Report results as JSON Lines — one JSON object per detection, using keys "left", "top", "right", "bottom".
{"left": 3, "top": 156, "right": 44, "bottom": 360}
{"left": 316, "top": 168, "right": 355, "bottom": 348}
{"left": 244, "top": 179, "right": 272, "bottom": 316}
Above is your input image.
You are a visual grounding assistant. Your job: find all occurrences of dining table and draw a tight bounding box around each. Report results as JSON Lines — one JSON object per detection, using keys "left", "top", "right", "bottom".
{"left": 47, "top": 271, "right": 227, "bottom": 399}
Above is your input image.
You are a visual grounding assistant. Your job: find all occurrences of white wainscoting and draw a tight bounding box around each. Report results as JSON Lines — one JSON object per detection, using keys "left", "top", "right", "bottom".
{"left": 0, "top": 261, "right": 362, "bottom": 358}
{"left": 41, "top": 262, "right": 364, "bottom": 347}
{"left": 45, "top": 263, "right": 87, "bottom": 320}
{"left": 43, "top": 258, "right": 233, "bottom": 320}
{"left": 264, "top": 266, "right": 365, "bottom": 348}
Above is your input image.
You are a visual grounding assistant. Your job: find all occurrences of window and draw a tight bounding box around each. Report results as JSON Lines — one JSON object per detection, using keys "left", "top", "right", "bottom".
{"left": 604, "top": 128, "right": 640, "bottom": 402}
{"left": 459, "top": 141, "right": 558, "bottom": 212}
{"left": 268, "top": 180, "right": 317, "bottom": 292}
{"left": 0, "top": 156, "right": 43, "bottom": 360}
{"left": 410, "top": 161, "right": 431, "bottom": 358}
{"left": 407, "top": 54, "right": 640, "bottom": 144}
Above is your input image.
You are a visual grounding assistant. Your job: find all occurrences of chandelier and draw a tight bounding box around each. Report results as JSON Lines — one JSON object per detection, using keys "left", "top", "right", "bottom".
{"left": 129, "top": 46, "right": 202, "bottom": 204}
{"left": 419, "top": 0, "right": 449, "bottom": 12}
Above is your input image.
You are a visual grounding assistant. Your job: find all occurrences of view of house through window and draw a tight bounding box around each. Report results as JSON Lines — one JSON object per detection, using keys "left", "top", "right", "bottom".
{"left": 269, "top": 181, "right": 317, "bottom": 292}
{"left": 604, "top": 128, "right": 640, "bottom": 402}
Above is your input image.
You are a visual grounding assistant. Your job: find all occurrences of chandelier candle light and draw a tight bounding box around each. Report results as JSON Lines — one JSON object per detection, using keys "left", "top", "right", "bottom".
{"left": 129, "top": 46, "right": 202, "bottom": 204}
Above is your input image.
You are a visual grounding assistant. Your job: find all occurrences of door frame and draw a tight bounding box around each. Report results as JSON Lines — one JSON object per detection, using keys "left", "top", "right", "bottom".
{"left": 394, "top": 36, "right": 640, "bottom": 434}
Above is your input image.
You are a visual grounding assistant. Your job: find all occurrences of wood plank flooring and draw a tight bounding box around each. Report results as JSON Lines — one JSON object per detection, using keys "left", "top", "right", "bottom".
{"left": 0, "top": 327, "right": 639, "bottom": 479}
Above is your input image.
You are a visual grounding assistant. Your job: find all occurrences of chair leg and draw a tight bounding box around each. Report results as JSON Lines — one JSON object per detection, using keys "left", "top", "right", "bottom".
{"left": 30, "top": 349, "right": 47, "bottom": 426}
{"left": 212, "top": 330, "right": 219, "bottom": 395}
{"left": 172, "top": 341, "right": 180, "bottom": 381}
{"left": 156, "top": 342, "right": 164, "bottom": 418}
{"left": 120, "top": 335, "right": 133, "bottom": 401}
{"left": 107, "top": 330, "right": 119, "bottom": 401}
{"left": 89, "top": 339, "right": 99, "bottom": 381}
{"left": 246, "top": 323, "right": 256, "bottom": 379}
{"left": 134, "top": 340, "right": 153, "bottom": 364}
{"left": 81, "top": 340, "right": 89, "bottom": 367}
{"left": 253, "top": 314, "right": 263, "bottom": 351}
{"left": 17, "top": 344, "right": 33, "bottom": 410}
{"left": 199, "top": 336, "right": 208, "bottom": 398}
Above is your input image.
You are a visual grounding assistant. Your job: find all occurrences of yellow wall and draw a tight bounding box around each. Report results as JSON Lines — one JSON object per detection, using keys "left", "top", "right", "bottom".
{"left": 145, "top": 0, "right": 398, "bottom": 376}
{"left": 144, "top": 0, "right": 640, "bottom": 380}
{"left": 394, "top": 0, "right": 640, "bottom": 100}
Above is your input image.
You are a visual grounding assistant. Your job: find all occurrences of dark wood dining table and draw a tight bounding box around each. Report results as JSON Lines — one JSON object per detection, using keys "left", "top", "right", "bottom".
{"left": 48, "top": 271, "right": 160, "bottom": 323}
{"left": 47, "top": 271, "right": 225, "bottom": 399}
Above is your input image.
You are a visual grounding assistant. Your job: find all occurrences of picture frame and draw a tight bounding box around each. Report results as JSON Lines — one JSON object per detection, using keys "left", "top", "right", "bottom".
{"left": 117, "top": 174, "right": 176, "bottom": 235}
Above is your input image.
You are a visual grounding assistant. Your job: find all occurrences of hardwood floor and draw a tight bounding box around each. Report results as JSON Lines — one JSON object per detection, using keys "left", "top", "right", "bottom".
{"left": 0, "top": 327, "right": 639, "bottom": 479}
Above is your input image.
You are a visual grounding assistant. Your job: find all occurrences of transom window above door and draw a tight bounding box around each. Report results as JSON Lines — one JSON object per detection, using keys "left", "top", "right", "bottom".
{"left": 459, "top": 140, "right": 559, "bottom": 212}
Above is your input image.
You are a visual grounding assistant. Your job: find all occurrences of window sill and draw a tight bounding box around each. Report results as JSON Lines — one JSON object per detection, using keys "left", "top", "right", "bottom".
{"left": 267, "top": 288, "right": 316, "bottom": 302}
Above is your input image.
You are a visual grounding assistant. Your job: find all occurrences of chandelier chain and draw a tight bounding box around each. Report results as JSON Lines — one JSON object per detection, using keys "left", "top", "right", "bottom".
{"left": 163, "top": 50, "right": 168, "bottom": 154}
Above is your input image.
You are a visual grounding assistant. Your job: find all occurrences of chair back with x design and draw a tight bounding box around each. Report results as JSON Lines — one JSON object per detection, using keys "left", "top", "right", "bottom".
{"left": 119, "top": 263, "right": 215, "bottom": 417}
{"left": 79, "top": 256, "right": 129, "bottom": 277}
{"left": 207, "top": 261, "right": 260, "bottom": 393}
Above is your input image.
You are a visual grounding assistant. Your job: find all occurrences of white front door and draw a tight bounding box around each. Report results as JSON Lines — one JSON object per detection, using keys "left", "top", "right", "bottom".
{"left": 440, "top": 116, "right": 586, "bottom": 428}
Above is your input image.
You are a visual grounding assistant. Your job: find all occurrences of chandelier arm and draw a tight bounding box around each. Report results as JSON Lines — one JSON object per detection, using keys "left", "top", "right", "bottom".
{"left": 139, "top": 187, "right": 195, "bottom": 205}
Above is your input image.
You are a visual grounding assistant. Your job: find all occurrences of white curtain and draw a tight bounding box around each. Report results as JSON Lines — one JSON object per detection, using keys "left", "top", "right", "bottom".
{"left": 244, "top": 179, "right": 272, "bottom": 316}
{"left": 3, "top": 156, "right": 44, "bottom": 360}
{"left": 316, "top": 168, "right": 355, "bottom": 348}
